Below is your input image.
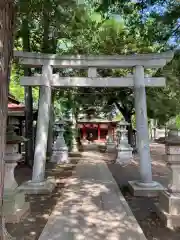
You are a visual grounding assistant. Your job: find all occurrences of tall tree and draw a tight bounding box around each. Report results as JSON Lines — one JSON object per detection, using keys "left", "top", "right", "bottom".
{"left": 21, "top": 12, "right": 34, "bottom": 167}
{"left": 0, "top": 0, "right": 15, "bottom": 239}
{"left": 55, "top": 2, "right": 179, "bottom": 143}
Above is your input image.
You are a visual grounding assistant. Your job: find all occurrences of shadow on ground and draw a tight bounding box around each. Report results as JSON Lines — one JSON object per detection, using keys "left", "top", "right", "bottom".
{"left": 6, "top": 158, "right": 78, "bottom": 240}
{"left": 106, "top": 144, "right": 180, "bottom": 240}
{"left": 38, "top": 151, "right": 146, "bottom": 240}
{"left": 6, "top": 144, "right": 180, "bottom": 240}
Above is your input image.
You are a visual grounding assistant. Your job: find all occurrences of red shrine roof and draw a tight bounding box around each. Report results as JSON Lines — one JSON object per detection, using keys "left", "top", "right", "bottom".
{"left": 8, "top": 103, "right": 25, "bottom": 111}
{"left": 8, "top": 94, "right": 25, "bottom": 112}
{"left": 78, "top": 118, "right": 119, "bottom": 123}
{"left": 8, "top": 94, "right": 38, "bottom": 119}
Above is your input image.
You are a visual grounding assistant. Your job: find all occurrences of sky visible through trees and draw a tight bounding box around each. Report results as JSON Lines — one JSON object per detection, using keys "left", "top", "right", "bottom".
{"left": 9, "top": 0, "right": 180, "bottom": 127}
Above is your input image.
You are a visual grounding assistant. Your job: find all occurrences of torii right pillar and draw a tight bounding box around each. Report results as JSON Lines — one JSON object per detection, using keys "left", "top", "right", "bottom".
{"left": 128, "top": 65, "right": 164, "bottom": 197}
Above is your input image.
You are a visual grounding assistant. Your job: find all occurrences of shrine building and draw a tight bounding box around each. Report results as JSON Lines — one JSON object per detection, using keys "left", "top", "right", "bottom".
{"left": 78, "top": 118, "right": 119, "bottom": 143}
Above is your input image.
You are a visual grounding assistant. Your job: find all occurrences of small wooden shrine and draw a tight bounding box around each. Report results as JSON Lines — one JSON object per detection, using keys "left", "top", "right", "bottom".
{"left": 78, "top": 119, "right": 118, "bottom": 142}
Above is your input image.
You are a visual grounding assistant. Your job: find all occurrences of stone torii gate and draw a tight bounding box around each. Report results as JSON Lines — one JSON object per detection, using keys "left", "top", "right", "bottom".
{"left": 15, "top": 51, "right": 173, "bottom": 195}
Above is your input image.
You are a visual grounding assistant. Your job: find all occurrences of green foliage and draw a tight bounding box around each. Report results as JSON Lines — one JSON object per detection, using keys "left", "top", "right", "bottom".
{"left": 12, "top": 0, "right": 180, "bottom": 128}
{"left": 113, "top": 113, "right": 122, "bottom": 121}
{"left": 175, "top": 115, "right": 180, "bottom": 130}
{"left": 147, "top": 51, "right": 180, "bottom": 125}
{"left": 64, "top": 123, "right": 73, "bottom": 150}
{"left": 10, "top": 64, "right": 39, "bottom": 105}
{"left": 10, "top": 65, "right": 24, "bottom": 102}
{"left": 131, "top": 115, "right": 136, "bottom": 129}
{"left": 65, "top": 1, "right": 179, "bottom": 124}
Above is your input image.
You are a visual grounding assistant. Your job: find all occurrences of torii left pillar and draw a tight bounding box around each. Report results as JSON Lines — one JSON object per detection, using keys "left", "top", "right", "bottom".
{"left": 19, "top": 64, "right": 56, "bottom": 194}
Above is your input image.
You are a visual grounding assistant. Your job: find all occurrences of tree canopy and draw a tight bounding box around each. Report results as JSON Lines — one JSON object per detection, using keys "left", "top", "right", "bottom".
{"left": 10, "top": 0, "right": 180, "bottom": 126}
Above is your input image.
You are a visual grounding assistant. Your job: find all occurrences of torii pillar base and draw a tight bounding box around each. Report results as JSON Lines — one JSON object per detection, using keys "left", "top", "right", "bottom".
{"left": 19, "top": 177, "right": 56, "bottom": 195}
{"left": 128, "top": 180, "right": 164, "bottom": 197}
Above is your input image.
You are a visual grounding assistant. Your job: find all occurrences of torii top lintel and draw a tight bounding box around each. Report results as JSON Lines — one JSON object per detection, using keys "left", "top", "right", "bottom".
{"left": 14, "top": 51, "right": 174, "bottom": 69}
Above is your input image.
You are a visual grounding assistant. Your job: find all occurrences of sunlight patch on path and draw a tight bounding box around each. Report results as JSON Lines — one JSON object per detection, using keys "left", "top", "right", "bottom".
{"left": 38, "top": 151, "right": 147, "bottom": 240}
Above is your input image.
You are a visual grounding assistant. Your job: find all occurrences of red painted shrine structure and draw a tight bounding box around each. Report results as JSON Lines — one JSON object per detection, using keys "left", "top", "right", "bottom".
{"left": 8, "top": 94, "right": 38, "bottom": 154}
{"left": 78, "top": 119, "right": 119, "bottom": 143}
{"left": 8, "top": 94, "right": 118, "bottom": 144}
{"left": 8, "top": 94, "right": 25, "bottom": 112}
{"left": 8, "top": 93, "right": 37, "bottom": 119}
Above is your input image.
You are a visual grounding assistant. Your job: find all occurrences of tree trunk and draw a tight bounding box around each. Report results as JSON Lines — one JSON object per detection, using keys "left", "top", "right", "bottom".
{"left": 124, "top": 114, "right": 134, "bottom": 147}
{"left": 0, "top": 1, "right": 15, "bottom": 239}
{"left": 41, "top": 0, "right": 51, "bottom": 53}
{"left": 47, "top": 91, "right": 55, "bottom": 159}
{"left": 24, "top": 85, "right": 34, "bottom": 167}
{"left": 114, "top": 102, "right": 134, "bottom": 146}
{"left": 22, "top": 18, "right": 34, "bottom": 167}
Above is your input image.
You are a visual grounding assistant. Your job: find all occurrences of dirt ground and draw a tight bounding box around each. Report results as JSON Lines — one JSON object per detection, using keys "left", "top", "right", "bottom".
{"left": 6, "top": 157, "right": 79, "bottom": 240}
{"left": 106, "top": 143, "right": 180, "bottom": 240}
{"left": 6, "top": 143, "right": 180, "bottom": 240}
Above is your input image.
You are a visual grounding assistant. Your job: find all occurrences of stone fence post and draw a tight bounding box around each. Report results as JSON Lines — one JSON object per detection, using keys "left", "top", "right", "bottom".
{"left": 156, "top": 132, "right": 180, "bottom": 229}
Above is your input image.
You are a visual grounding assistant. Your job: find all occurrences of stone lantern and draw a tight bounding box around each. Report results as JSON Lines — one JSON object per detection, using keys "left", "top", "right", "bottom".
{"left": 51, "top": 120, "right": 69, "bottom": 164}
{"left": 155, "top": 133, "right": 180, "bottom": 229}
{"left": 116, "top": 121, "right": 133, "bottom": 165}
{"left": 167, "top": 124, "right": 180, "bottom": 140}
{"left": 3, "top": 121, "right": 29, "bottom": 223}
